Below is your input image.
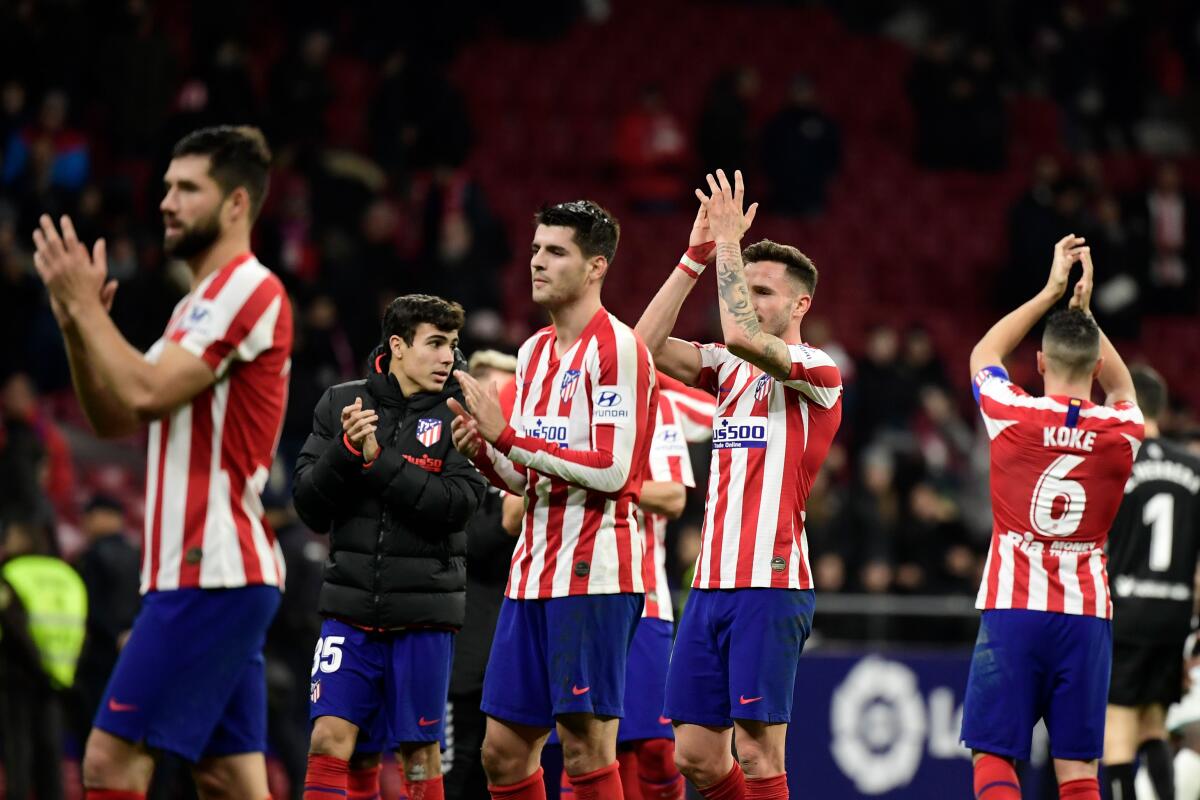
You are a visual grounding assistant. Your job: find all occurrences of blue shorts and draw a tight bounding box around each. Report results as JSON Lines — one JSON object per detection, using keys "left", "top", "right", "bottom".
{"left": 619, "top": 618, "right": 674, "bottom": 742}
{"left": 309, "top": 619, "right": 454, "bottom": 749}
{"left": 94, "top": 586, "right": 281, "bottom": 762}
{"left": 961, "top": 609, "right": 1112, "bottom": 761}
{"left": 481, "top": 594, "right": 643, "bottom": 728}
{"left": 663, "top": 589, "right": 815, "bottom": 727}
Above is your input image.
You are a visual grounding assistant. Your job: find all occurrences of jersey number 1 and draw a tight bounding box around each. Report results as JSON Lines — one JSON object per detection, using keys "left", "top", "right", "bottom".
{"left": 1144, "top": 492, "right": 1175, "bottom": 572}
{"left": 1030, "top": 455, "right": 1087, "bottom": 537}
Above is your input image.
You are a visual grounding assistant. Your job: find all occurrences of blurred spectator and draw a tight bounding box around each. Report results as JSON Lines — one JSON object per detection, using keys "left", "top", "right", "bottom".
{"left": 269, "top": 29, "right": 334, "bottom": 149}
{"left": 1129, "top": 161, "right": 1198, "bottom": 314}
{"left": 205, "top": 39, "right": 259, "bottom": 126}
{"left": 697, "top": 67, "right": 759, "bottom": 174}
{"left": 1089, "top": 192, "right": 1142, "bottom": 338}
{"left": 804, "top": 316, "right": 854, "bottom": 384}
{"left": 0, "top": 517, "right": 86, "bottom": 800}
{"left": 98, "top": 0, "right": 174, "bottom": 156}
{"left": 0, "top": 80, "right": 28, "bottom": 150}
{"left": 848, "top": 325, "right": 914, "bottom": 451}
{"left": 2, "top": 89, "right": 90, "bottom": 223}
{"left": 761, "top": 75, "right": 841, "bottom": 216}
{"left": 71, "top": 495, "right": 140, "bottom": 741}
{"left": 0, "top": 212, "right": 44, "bottom": 381}
{"left": 838, "top": 446, "right": 900, "bottom": 593}
{"left": 910, "top": 37, "right": 1006, "bottom": 172}
{"left": 900, "top": 324, "right": 948, "bottom": 391}
{"left": 407, "top": 168, "right": 509, "bottom": 314}
{"left": 0, "top": 373, "right": 73, "bottom": 530}
{"left": 894, "top": 482, "right": 976, "bottom": 595}
{"left": 613, "top": 84, "right": 688, "bottom": 211}
{"left": 1007, "top": 172, "right": 1090, "bottom": 306}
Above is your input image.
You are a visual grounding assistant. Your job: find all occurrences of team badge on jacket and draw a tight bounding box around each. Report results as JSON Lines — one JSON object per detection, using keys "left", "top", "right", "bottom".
{"left": 560, "top": 369, "right": 582, "bottom": 403}
{"left": 416, "top": 418, "right": 443, "bottom": 447}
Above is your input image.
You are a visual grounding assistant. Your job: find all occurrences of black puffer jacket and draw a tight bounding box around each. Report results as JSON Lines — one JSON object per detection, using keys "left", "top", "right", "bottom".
{"left": 292, "top": 347, "right": 485, "bottom": 629}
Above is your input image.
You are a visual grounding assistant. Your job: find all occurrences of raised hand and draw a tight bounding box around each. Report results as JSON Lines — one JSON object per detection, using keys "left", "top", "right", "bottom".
{"left": 1046, "top": 234, "right": 1088, "bottom": 299}
{"left": 695, "top": 169, "right": 759, "bottom": 244}
{"left": 448, "top": 407, "right": 481, "bottom": 459}
{"left": 1069, "top": 249, "right": 1094, "bottom": 315}
{"left": 32, "top": 214, "right": 110, "bottom": 320}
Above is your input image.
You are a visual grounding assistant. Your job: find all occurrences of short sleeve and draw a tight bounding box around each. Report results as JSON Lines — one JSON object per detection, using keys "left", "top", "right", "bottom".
{"left": 972, "top": 365, "right": 1011, "bottom": 405}
{"left": 691, "top": 342, "right": 728, "bottom": 395}
{"left": 174, "top": 269, "right": 287, "bottom": 377}
{"left": 783, "top": 345, "right": 842, "bottom": 409}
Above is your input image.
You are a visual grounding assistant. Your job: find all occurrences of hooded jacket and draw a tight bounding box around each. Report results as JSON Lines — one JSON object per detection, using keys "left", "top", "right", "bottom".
{"left": 293, "top": 347, "right": 485, "bottom": 629}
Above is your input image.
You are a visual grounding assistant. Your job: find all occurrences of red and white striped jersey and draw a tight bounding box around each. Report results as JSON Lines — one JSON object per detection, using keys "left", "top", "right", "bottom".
{"left": 474, "top": 308, "right": 658, "bottom": 599}
{"left": 690, "top": 342, "right": 842, "bottom": 590}
{"left": 974, "top": 366, "right": 1143, "bottom": 618}
{"left": 640, "top": 384, "right": 715, "bottom": 621}
{"left": 141, "top": 253, "right": 293, "bottom": 593}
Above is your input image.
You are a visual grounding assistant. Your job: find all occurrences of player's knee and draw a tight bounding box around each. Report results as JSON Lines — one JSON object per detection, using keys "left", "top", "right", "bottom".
{"left": 309, "top": 716, "right": 358, "bottom": 759}
{"left": 192, "top": 765, "right": 230, "bottom": 799}
{"left": 673, "top": 741, "right": 718, "bottom": 785}
{"left": 82, "top": 731, "right": 146, "bottom": 790}
{"left": 400, "top": 742, "right": 442, "bottom": 780}
{"left": 736, "top": 739, "right": 785, "bottom": 778}
{"left": 480, "top": 736, "right": 523, "bottom": 782}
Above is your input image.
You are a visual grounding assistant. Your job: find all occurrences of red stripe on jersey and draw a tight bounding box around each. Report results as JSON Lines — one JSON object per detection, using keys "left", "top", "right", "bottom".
{"left": 200, "top": 277, "right": 279, "bottom": 372}
{"left": 707, "top": 450, "right": 732, "bottom": 584}
{"left": 201, "top": 253, "right": 253, "bottom": 299}
{"left": 1011, "top": 553, "right": 1030, "bottom": 609}
{"left": 734, "top": 390, "right": 770, "bottom": 585}
{"left": 568, "top": 492, "right": 608, "bottom": 594}
{"left": 146, "top": 416, "right": 171, "bottom": 591}
{"left": 229, "top": 471, "right": 262, "bottom": 584}
{"left": 641, "top": 514, "right": 659, "bottom": 617}
{"left": 179, "top": 386, "right": 214, "bottom": 587}
{"left": 512, "top": 330, "right": 557, "bottom": 598}
{"left": 1046, "top": 553, "right": 1065, "bottom": 613}
{"left": 1078, "top": 556, "right": 1098, "bottom": 617}
{"left": 614, "top": 494, "right": 635, "bottom": 592}
{"left": 774, "top": 393, "right": 807, "bottom": 588}
{"left": 984, "top": 538, "right": 1002, "bottom": 608}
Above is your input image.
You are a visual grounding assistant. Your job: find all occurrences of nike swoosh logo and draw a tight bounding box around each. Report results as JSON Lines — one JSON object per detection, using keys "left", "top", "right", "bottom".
{"left": 108, "top": 697, "right": 138, "bottom": 713}
{"left": 658, "top": 716, "right": 672, "bottom": 725}
{"left": 572, "top": 685, "right": 590, "bottom": 696}
{"left": 738, "top": 695, "right": 763, "bottom": 705}
{"left": 418, "top": 717, "right": 440, "bottom": 727}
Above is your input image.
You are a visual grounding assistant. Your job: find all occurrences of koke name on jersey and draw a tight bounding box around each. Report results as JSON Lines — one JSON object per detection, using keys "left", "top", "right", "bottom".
{"left": 1043, "top": 426, "right": 1096, "bottom": 452}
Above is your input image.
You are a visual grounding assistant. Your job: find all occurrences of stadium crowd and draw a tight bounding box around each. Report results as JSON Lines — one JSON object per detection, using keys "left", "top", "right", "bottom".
{"left": 1, "top": 1, "right": 1200, "bottom": 798}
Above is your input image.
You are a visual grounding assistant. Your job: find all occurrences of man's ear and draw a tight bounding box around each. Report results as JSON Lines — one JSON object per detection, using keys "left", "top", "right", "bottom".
{"left": 589, "top": 255, "right": 609, "bottom": 283}
{"left": 1036, "top": 350, "right": 1046, "bottom": 376}
{"left": 390, "top": 334, "right": 406, "bottom": 360}
{"left": 1091, "top": 356, "right": 1104, "bottom": 381}
{"left": 223, "top": 186, "right": 252, "bottom": 226}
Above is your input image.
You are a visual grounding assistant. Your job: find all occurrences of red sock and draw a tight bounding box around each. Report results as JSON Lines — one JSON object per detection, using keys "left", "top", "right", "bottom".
{"left": 562, "top": 768, "right": 575, "bottom": 797}
{"left": 489, "top": 767, "right": 547, "bottom": 800}
{"left": 973, "top": 755, "right": 1020, "bottom": 799}
{"left": 348, "top": 763, "right": 381, "bottom": 800}
{"left": 570, "top": 762, "right": 623, "bottom": 800}
{"left": 305, "top": 754, "right": 349, "bottom": 799}
{"left": 615, "top": 751, "right": 644, "bottom": 800}
{"left": 1058, "top": 778, "right": 1100, "bottom": 799}
{"left": 85, "top": 792, "right": 145, "bottom": 800}
{"left": 744, "top": 774, "right": 787, "bottom": 800}
{"left": 632, "top": 739, "right": 682, "bottom": 800}
{"left": 407, "top": 776, "right": 444, "bottom": 800}
{"left": 699, "top": 762, "right": 745, "bottom": 800}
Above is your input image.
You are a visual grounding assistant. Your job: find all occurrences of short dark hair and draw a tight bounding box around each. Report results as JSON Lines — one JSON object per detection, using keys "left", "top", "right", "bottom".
{"left": 742, "top": 239, "right": 818, "bottom": 295}
{"left": 1131, "top": 364, "right": 1167, "bottom": 420}
{"left": 1042, "top": 308, "right": 1100, "bottom": 379}
{"left": 382, "top": 294, "right": 465, "bottom": 345}
{"left": 172, "top": 125, "right": 273, "bottom": 219}
{"left": 535, "top": 200, "right": 620, "bottom": 263}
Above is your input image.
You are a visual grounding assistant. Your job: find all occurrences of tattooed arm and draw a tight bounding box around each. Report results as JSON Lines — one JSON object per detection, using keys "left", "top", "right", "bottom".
{"left": 714, "top": 240, "right": 794, "bottom": 379}
{"left": 701, "top": 169, "right": 791, "bottom": 379}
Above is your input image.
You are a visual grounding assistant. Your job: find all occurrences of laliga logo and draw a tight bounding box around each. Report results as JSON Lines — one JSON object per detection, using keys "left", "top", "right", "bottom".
{"left": 830, "top": 657, "right": 967, "bottom": 794}
{"left": 596, "top": 390, "right": 622, "bottom": 408}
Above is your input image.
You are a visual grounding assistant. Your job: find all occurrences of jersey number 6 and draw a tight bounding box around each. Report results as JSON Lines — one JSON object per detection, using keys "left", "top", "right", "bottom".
{"left": 1029, "top": 455, "right": 1087, "bottom": 537}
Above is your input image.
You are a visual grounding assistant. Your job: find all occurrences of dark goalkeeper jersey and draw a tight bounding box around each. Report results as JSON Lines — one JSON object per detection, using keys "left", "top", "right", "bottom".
{"left": 1108, "top": 437, "right": 1200, "bottom": 643}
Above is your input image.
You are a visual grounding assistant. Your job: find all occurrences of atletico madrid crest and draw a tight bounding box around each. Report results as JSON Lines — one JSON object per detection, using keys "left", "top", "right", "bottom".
{"left": 310, "top": 680, "right": 321, "bottom": 703}
{"left": 754, "top": 374, "right": 773, "bottom": 401}
{"left": 560, "top": 369, "right": 582, "bottom": 403}
{"left": 416, "top": 418, "right": 443, "bottom": 447}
